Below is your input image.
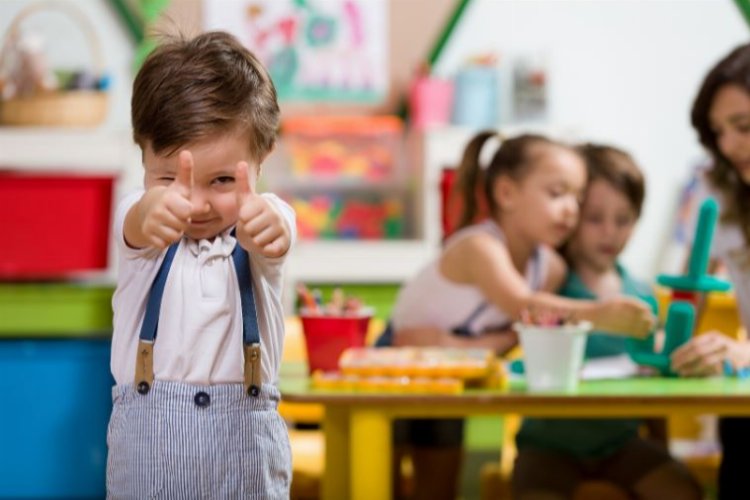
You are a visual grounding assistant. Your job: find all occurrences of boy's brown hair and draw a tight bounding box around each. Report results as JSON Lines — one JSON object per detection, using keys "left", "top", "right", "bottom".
{"left": 132, "top": 31, "right": 279, "bottom": 162}
{"left": 578, "top": 143, "right": 645, "bottom": 217}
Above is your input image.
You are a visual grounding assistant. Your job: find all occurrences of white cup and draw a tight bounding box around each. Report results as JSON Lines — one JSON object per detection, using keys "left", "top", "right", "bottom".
{"left": 514, "top": 321, "right": 591, "bottom": 392}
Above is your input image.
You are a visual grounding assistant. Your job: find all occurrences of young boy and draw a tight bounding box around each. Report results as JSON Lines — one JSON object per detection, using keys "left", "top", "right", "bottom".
{"left": 512, "top": 144, "right": 701, "bottom": 500}
{"left": 107, "top": 31, "right": 295, "bottom": 498}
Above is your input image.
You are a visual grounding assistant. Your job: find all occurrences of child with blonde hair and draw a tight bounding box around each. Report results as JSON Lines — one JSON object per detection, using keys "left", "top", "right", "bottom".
{"left": 107, "top": 31, "right": 294, "bottom": 498}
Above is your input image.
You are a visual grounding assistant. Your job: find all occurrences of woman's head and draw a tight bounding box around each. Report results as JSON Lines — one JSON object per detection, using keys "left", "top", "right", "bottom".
{"left": 565, "top": 144, "right": 645, "bottom": 271}
{"left": 455, "top": 131, "right": 586, "bottom": 247}
{"left": 691, "top": 43, "right": 750, "bottom": 240}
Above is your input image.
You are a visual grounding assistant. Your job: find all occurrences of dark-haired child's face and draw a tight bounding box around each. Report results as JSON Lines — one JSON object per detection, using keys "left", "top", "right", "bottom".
{"left": 710, "top": 83, "right": 750, "bottom": 184}
{"left": 567, "top": 179, "right": 638, "bottom": 272}
{"left": 501, "top": 146, "right": 586, "bottom": 247}
{"left": 143, "top": 132, "right": 257, "bottom": 240}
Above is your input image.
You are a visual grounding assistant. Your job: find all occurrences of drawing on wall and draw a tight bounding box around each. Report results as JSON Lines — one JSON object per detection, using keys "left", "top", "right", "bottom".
{"left": 204, "top": 0, "right": 388, "bottom": 103}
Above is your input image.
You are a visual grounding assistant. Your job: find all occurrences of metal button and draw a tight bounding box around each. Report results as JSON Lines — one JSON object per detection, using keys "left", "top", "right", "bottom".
{"left": 194, "top": 391, "right": 211, "bottom": 408}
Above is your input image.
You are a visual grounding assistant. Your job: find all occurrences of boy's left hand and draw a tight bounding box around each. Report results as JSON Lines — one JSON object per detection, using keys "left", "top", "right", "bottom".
{"left": 235, "top": 161, "right": 291, "bottom": 258}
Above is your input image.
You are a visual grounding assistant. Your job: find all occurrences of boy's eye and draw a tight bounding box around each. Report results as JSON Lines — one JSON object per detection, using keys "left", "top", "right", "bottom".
{"left": 213, "top": 176, "right": 235, "bottom": 185}
{"left": 158, "top": 176, "right": 175, "bottom": 182}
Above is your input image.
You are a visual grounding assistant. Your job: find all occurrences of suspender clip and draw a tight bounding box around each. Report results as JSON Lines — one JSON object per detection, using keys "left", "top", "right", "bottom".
{"left": 244, "top": 343, "right": 262, "bottom": 397}
{"left": 134, "top": 340, "right": 155, "bottom": 395}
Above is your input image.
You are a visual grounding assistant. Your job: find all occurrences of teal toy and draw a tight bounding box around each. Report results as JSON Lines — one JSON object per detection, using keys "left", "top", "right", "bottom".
{"left": 657, "top": 198, "right": 731, "bottom": 294}
{"left": 628, "top": 198, "right": 731, "bottom": 375}
{"left": 628, "top": 302, "right": 695, "bottom": 375}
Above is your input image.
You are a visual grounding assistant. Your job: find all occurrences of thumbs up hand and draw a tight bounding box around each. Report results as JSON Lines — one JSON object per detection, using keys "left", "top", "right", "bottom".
{"left": 235, "top": 161, "right": 291, "bottom": 258}
{"left": 139, "top": 150, "right": 195, "bottom": 249}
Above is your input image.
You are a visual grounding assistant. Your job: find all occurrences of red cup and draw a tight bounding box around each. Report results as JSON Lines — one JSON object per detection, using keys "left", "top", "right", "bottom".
{"left": 300, "top": 314, "right": 371, "bottom": 373}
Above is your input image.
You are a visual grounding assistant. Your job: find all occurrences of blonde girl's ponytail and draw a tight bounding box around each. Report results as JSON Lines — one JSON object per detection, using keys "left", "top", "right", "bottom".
{"left": 454, "top": 130, "right": 503, "bottom": 230}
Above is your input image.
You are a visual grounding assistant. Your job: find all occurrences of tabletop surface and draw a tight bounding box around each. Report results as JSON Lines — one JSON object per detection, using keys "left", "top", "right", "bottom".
{"left": 279, "top": 363, "right": 750, "bottom": 408}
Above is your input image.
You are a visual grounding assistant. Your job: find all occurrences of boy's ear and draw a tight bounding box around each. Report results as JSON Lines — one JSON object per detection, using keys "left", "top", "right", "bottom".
{"left": 493, "top": 175, "right": 518, "bottom": 212}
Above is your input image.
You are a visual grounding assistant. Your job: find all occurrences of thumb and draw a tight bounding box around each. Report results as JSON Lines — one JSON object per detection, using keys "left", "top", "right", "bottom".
{"left": 175, "top": 150, "right": 194, "bottom": 194}
{"left": 235, "top": 162, "right": 257, "bottom": 201}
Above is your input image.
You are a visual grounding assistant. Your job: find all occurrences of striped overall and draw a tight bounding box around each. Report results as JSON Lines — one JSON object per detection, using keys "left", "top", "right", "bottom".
{"left": 106, "top": 242, "right": 291, "bottom": 499}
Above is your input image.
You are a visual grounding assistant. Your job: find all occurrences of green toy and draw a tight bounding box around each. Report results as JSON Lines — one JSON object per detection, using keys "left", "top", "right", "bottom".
{"left": 628, "top": 198, "right": 731, "bottom": 376}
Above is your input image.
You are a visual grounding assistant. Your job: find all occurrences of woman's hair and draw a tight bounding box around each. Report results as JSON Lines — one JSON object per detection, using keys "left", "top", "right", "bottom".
{"left": 132, "top": 31, "right": 279, "bottom": 162}
{"left": 577, "top": 143, "right": 645, "bottom": 217}
{"left": 453, "top": 131, "right": 576, "bottom": 229}
{"left": 691, "top": 42, "right": 750, "bottom": 241}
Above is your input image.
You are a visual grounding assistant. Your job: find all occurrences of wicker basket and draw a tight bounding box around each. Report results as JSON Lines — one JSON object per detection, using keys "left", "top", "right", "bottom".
{"left": 0, "top": 1, "right": 108, "bottom": 127}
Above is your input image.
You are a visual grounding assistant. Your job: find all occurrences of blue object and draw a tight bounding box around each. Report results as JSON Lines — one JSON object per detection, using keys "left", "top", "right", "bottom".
{"left": 723, "top": 359, "right": 750, "bottom": 379}
{"left": 452, "top": 66, "right": 499, "bottom": 128}
{"left": 0, "top": 338, "right": 113, "bottom": 499}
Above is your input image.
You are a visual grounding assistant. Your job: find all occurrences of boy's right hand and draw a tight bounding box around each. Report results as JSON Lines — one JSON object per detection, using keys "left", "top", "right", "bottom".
{"left": 591, "top": 297, "right": 656, "bottom": 338}
{"left": 138, "top": 151, "right": 194, "bottom": 249}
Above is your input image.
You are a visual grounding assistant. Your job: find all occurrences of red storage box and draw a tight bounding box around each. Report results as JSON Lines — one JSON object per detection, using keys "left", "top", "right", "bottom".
{"left": 300, "top": 314, "right": 371, "bottom": 374}
{"left": 0, "top": 171, "right": 115, "bottom": 279}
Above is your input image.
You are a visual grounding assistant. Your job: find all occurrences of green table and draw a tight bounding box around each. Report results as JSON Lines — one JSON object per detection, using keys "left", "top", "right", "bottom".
{"left": 280, "top": 373, "right": 750, "bottom": 500}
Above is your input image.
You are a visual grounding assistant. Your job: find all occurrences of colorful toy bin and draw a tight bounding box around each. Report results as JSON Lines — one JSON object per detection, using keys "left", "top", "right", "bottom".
{"left": 0, "top": 171, "right": 115, "bottom": 498}
{"left": 0, "top": 283, "right": 114, "bottom": 499}
{"left": 0, "top": 171, "right": 115, "bottom": 279}
{"left": 278, "top": 116, "right": 409, "bottom": 240}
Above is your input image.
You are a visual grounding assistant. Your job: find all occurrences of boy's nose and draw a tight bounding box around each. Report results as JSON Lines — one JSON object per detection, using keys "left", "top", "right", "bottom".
{"left": 190, "top": 191, "right": 211, "bottom": 214}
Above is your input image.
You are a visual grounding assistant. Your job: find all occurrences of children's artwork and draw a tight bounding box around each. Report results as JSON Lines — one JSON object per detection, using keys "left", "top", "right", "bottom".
{"left": 203, "top": 0, "right": 388, "bottom": 103}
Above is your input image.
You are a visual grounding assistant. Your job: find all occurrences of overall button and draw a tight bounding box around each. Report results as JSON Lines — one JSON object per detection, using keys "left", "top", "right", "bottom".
{"left": 194, "top": 391, "right": 211, "bottom": 408}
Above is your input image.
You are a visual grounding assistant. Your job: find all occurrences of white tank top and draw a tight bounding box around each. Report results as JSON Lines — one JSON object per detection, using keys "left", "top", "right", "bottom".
{"left": 391, "top": 219, "right": 549, "bottom": 335}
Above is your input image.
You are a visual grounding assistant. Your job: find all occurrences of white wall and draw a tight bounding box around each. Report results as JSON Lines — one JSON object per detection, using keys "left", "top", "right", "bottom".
{"left": 435, "top": 0, "right": 748, "bottom": 280}
{"left": 1, "top": 0, "right": 748, "bottom": 281}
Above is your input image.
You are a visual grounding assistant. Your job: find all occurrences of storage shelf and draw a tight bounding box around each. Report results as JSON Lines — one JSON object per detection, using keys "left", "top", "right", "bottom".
{"left": 285, "top": 240, "right": 437, "bottom": 285}
{"left": 0, "top": 127, "right": 136, "bottom": 171}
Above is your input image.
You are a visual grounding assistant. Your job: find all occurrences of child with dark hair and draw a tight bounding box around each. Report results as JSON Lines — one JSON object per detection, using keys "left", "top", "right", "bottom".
{"left": 107, "top": 31, "right": 294, "bottom": 498}
{"left": 513, "top": 144, "right": 702, "bottom": 500}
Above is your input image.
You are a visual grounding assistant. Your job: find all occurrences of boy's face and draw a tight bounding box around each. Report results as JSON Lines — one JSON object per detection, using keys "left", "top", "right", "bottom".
{"left": 567, "top": 178, "right": 638, "bottom": 272}
{"left": 143, "top": 132, "right": 258, "bottom": 240}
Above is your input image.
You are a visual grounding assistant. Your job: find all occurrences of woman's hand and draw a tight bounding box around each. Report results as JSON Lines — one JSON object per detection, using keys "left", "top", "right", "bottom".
{"left": 671, "top": 331, "right": 750, "bottom": 377}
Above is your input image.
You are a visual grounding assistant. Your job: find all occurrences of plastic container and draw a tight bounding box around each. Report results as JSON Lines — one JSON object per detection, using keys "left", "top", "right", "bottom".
{"left": 409, "top": 75, "right": 454, "bottom": 129}
{"left": 282, "top": 116, "right": 403, "bottom": 181}
{"left": 452, "top": 66, "right": 499, "bottom": 128}
{"left": 0, "top": 338, "right": 113, "bottom": 498}
{"left": 0, "top": 171, "right": 115, "bottom": 279}
{"left": 300, "top": 313, "right": 371, "bottom": 374}
{"left": 515, "top": 322, "right": 591, "bottom": 392}
{"left": 290, "top": 192, "right": 406, "bottom": 240}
